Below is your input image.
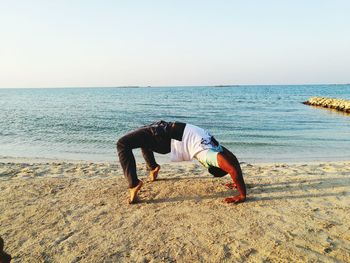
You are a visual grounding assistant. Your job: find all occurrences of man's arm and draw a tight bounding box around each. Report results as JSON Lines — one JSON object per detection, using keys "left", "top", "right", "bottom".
{"left": 217, "top": 147, "right": 246, "bottom": 203}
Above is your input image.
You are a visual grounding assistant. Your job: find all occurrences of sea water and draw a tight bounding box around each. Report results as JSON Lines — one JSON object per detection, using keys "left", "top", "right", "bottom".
{"left": 0, "top": 85, "right": 349, "bottom": 163}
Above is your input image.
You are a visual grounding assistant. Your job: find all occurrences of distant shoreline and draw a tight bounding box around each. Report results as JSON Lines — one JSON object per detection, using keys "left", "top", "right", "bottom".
{"left": 1, "top": 83, "right": 349, "bottom": 89}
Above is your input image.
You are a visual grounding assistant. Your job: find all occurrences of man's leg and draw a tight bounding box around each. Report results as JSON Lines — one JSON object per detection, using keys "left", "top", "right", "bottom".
{"left": 117, "top": 135, "right": 140, "bottom": 189}
{"left": 141, "top": 148, "right": 158, "bottom": 170}
{"left": 140, "top": 121, "right": 172, "bottom": 182}
{"left": 117, "top": 122, "right": 171, "bottom": 203}
{"left": 117, "top": 128, "right": 156, "bottom": 203}
{"left": 141, "top": 148, "right": 161, "bottom": 182}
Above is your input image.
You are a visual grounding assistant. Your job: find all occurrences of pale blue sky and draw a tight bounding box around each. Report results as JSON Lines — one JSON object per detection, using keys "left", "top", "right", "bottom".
{"left": 0, "top": 0, "right": 349, "bottom": 88}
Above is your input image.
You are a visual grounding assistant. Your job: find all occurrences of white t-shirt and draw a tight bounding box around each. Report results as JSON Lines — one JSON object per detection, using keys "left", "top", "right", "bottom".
{"left": 170, "top": 124, "right": 216, "bottom": 162}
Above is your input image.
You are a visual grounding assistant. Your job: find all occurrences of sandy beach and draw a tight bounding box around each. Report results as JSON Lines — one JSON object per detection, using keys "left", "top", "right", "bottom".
{"left": 0, "top": 160, "right": 349, "bottom": 262}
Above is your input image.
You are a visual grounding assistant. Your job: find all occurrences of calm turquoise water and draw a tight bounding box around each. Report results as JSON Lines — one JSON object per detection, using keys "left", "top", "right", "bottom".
{"left": 0, "top": 85, "right": 349, "bottom": 163}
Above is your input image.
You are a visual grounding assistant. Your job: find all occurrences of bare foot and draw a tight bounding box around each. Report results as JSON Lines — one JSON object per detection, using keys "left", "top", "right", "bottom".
{"left": 128, "top": 180, "right": 143, "bottom": 204}
{"left": 149, "top": 165, "right": 160, "bottom": 182}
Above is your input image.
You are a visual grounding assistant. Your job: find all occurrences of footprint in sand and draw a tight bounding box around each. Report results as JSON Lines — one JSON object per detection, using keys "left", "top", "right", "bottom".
{"left": 17, "top": 167, "right": 35, "bottom": 177}
{"left": 323, "top": 237, "right": 336, "bottom": 254}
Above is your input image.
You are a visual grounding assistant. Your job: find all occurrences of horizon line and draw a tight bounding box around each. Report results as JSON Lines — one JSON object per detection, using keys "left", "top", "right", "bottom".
{"left": 0, "top": 83, "right": 349, "bottom": 89}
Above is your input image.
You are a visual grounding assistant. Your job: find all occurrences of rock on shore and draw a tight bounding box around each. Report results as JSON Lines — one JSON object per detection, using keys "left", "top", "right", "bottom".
{"left": 303, "top": 97, "right": 350, "bottom": 113}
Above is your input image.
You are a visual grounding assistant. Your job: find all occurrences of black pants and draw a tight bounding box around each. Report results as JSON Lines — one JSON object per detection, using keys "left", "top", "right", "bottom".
{"left": 116, "top": 121, "right": 173, "bottom": 188}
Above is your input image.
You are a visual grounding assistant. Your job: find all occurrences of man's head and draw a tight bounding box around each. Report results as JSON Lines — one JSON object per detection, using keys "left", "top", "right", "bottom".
{"left": 208, "top": 166, "right": 228, "bottom": 177}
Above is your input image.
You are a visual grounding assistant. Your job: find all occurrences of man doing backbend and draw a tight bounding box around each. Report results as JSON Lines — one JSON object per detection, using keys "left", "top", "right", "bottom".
{"left": 117, "top": 121, "right": 246, "bottom": 204}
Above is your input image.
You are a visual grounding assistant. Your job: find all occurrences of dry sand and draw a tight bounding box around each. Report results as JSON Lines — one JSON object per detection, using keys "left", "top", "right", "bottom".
{"left": 0, "top": 160, "right": 350, "bottom": 262}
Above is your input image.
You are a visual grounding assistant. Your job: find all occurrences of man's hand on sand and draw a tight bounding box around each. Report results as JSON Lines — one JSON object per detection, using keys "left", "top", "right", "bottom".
{"left": 128, "top": 180, "right": 143, "bottom": 204}
{"left": 149, "top": 165, "right": 160, "bottom": 182}
{"left": 224, "top": 195, "right": 246, "bottom": 204}
{"left": 224, "top": 182, "right": 237, "bottom": 189}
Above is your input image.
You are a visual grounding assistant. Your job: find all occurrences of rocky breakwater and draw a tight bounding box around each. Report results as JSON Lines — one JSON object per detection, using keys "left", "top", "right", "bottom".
{"left": 303, "top": 97, "right": 350, "bottom": 113}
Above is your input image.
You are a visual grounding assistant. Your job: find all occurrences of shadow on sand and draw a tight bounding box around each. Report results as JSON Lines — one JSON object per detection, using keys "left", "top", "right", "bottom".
{"left": 141, "top": 175, "right": 350, "bottom": 204}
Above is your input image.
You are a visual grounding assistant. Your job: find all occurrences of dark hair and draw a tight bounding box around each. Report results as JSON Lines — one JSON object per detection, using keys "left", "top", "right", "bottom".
{"left": 208, "top": 166, "right": 228, "bottom": 177}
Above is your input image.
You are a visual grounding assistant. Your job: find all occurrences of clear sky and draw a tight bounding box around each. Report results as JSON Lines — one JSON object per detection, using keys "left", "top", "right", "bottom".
{"left": 0, "top": 0, "right": 349, "bottom": 88}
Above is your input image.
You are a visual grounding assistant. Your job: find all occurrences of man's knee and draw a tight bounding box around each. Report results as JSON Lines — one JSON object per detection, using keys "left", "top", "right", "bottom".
{"left": 116, "top": 137, "right": 127, "bottom": 152}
